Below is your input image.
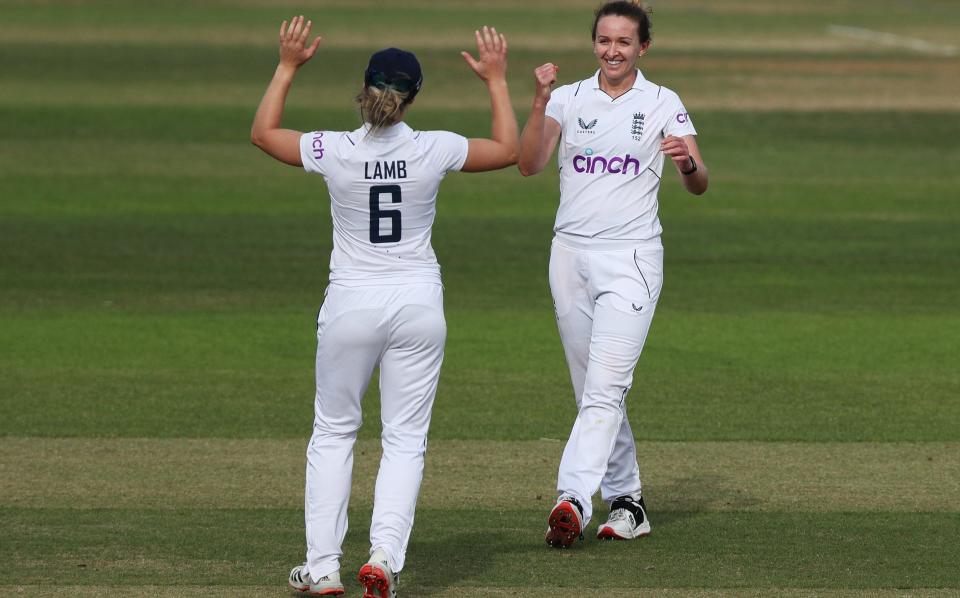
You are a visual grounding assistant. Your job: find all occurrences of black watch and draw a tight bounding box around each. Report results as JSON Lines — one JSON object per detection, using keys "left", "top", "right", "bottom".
{"left": 680, "top": 156, "right": 698, "bottom": 175}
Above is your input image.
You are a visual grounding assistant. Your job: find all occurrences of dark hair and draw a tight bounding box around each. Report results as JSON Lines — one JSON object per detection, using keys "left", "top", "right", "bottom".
{"left": 591, "top": 1, "right": 652, "bottom": 44}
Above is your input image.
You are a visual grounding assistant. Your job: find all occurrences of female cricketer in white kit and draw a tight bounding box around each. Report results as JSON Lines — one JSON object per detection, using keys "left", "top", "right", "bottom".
{"left": 251, "top": 16, "right": 518, "bottom": 597}
{"left": 518, "top": 1, "right": 709, "bottom": 548}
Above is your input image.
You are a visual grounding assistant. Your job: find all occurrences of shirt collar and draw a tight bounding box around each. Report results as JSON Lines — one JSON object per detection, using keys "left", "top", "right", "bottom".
{"left": 590, "top": 68, "right": 647, "bottom": 90}
{"left": 360, "top": 121, "right": 413, "bottom": 139}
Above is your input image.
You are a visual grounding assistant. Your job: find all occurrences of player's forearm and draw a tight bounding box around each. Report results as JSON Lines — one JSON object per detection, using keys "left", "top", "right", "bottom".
{"left": 485, "top": 78, "right": 519, "bottom": 166}
{"left": 681, "top": 164, "right": 709, "bottom": 195}
{"left": 518, "top": 99, "right": 548, "bottom": 176}
{"left": 251, "top": 63, "right": 298, "bottom": 144}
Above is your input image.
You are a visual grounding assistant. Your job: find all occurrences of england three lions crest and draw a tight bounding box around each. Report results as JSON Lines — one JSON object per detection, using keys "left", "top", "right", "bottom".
{"left": 630, "top": 112, "right": 645, "bottom": 141}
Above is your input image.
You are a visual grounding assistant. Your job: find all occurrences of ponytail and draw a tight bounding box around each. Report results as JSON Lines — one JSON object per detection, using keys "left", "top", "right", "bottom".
{"left": 356, "top": 85, "right": 411, "bottom": 134}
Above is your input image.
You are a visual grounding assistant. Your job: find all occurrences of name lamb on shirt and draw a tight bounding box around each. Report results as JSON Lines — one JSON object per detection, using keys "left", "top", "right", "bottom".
{"left": 365, "top": 160, "right": 408, "bottom": 180}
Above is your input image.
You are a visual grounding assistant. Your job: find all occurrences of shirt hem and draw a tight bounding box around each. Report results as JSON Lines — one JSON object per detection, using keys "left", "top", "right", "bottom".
{"left": 329, "top": 274, "right": 442, "bottom": 288}
{"left": 552, "top": 232, "right": 662, "bottom": 252}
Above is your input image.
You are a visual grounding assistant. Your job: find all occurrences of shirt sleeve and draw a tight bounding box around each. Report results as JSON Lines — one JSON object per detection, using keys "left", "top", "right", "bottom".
{"left": 544, "top": 84, "right": 570, "bottom": 126}
{"left": 663, "top": 92, "right": 697, "bottom": 138}
{"left": 421, "top": 131, "right": 469, "bottom": 173}
{"left": 300, "top": 131, "right": 335, "bottom": 175}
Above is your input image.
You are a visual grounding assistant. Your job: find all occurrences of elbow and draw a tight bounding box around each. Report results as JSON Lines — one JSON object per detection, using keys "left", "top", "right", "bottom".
{"left": 250, "top": 125, "right": 272, "bottom": 150}
{"left": 517, "top": 159, "right": 539, "bottom": 177}
{"left": 694, "top": 172, "right": 709, "bottom": 195}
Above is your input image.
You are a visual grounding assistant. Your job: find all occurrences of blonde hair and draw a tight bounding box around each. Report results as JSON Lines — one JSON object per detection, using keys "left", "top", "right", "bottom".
{"left": 356, "top": 85, "right": 411, "bottom": 134}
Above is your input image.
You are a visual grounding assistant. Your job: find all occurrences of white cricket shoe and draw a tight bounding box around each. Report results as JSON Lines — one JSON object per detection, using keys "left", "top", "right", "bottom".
{"left": 357, "top": 548, "right": 398, "bottom": 598}
{"left": 288, "top": 563, "right": 345, "bottom": 596}
{"left": 545, "top": 494, "right": 585, "bottom": 548}
{"left": 596, "top": 495, "right": 651, "bottom": 540}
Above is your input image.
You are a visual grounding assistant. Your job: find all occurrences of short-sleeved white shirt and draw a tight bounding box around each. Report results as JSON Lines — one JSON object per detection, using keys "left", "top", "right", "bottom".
{"left": 300, "top": 122, "right": 468, "bottom": 286}
{"left": 545, "top": 69, "right": 696, "bottom": 249}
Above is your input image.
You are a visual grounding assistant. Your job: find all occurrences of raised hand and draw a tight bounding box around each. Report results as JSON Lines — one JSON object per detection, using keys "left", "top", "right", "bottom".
{"left": 533, "top": 63, "right": 559, "bottom": 103}
{"left": 279, "top": 15, "right": 322, "bottom": 68}
{"left": 461, "top": 26, "right": 508, "bottom": 83}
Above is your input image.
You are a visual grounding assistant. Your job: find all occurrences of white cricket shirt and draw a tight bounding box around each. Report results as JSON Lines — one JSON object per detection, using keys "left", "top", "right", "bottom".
{"left": 545, "top": 69, "right": 696, "bottom": 249}
{"left": 300, "top": 122, "right": 468, "bottom": 286}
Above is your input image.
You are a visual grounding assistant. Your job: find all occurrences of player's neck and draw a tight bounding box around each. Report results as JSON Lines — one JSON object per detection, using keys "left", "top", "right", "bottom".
{"left": 598, "top": 69, "right": 637, "bottom": 98}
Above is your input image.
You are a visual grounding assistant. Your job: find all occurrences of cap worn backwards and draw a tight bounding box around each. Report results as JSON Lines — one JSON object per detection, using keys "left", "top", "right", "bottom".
{"left": 364, "top": 48, "right": 423, "bottom": 101}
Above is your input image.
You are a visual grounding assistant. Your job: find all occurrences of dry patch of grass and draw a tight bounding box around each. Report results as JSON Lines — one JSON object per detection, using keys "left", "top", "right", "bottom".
{"left": 648, "top": 54, "right": 960, "bottom": 110}
{"left": 3, "top": 438, "right": 957, "bottom": 512}
{"left": 0, "top": 27, "right": 941, "bottom": 54}
{"left": 0, "top": 23, "right": 924, "bottom": 54}
{"left": 4, "top": 587, "right": 958, "bottom": 598}
{"left": 3, "top": 46, "right": 957, "bottom": 111}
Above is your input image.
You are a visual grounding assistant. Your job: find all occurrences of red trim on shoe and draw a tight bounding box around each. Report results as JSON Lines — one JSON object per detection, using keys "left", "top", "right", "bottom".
{"left": 596, "top": 525, "right": 625, "bottom": 540}
{"left": 545, "top": 501, "right": 583, "bottom": 548}
{"left": 596, "top": 524, "right": 651, "bottom": 541}
{"left": 358, "top": 564, "right": 391, "bottom": 598}
{"left": 309, "top": 588, "right": 345, "bottom": 597}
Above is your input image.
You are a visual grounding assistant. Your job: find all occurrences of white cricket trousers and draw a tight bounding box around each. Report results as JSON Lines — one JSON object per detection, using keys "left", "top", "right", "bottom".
{"left": 304, "top": 282, "right": 445, "bottom": 581}
{"left": 549, "top": 238, "right": 663, "bottom": 524}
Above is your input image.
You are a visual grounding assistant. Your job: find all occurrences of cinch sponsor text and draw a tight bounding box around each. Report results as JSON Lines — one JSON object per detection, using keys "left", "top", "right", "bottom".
{"left": 572, "top": 154, "right": 641, "bottom": 175}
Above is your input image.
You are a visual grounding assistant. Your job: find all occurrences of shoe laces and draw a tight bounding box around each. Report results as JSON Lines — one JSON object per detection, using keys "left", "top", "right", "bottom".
{"left": 610, "top": 495, "right": 645, "bottom": 524}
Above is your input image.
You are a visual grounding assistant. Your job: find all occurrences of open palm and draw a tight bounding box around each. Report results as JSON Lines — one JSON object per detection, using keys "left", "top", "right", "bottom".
{"left": 462, "top": 26, "right": 508, "bottom": 82}
{"left": 279, "top": 15, "right": 322, "bottom": 67}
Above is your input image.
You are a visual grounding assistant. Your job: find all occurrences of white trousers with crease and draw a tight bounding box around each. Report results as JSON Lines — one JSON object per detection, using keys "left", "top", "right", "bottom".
{"left": 549, "top": 239, "right": 662, "bottom": 524}
{"left": 303, "top": 282, "right": 445, "bottom": 581}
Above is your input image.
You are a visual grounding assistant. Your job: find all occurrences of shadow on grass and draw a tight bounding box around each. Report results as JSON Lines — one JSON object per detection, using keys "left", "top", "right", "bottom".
{"left": 408, "top": 528, "right": 507, "bottom": 595}
{"left": 650, "top": 474, "right": 760, "bottom": 529}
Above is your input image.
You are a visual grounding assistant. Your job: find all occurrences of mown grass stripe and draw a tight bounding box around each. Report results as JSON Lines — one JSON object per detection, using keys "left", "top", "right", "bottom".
{"left": 3, "top": 508, "right": 958, "bottom": 589}
{"left": 3, "top": 587, "right": 959, "bottom": 597}
{"left": 2, "top": 439, "right": 957, "bottom": 511}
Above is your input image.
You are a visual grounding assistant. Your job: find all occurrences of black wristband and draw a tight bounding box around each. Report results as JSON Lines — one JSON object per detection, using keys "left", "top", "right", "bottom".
{"left": 680, "top": 156, "right": 698, "bottom": 175}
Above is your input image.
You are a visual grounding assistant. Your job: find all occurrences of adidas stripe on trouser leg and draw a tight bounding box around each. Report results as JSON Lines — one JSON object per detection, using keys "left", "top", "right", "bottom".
{"left": 549, "top": 240, "right": 661, "bottom": 524}
{"left": 304, "top": 283, "right": 445, "bottom": 580}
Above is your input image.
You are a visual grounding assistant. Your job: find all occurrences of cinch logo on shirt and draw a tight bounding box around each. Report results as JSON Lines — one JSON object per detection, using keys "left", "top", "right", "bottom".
{"left": 572, "top": 151, "right": 641, "bottom": 175}
{"left": 311, "top": 133, "right": 324, "bottom": 159}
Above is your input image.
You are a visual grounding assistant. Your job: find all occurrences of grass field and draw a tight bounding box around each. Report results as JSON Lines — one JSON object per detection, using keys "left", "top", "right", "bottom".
{"left": 2, "top": 0, "right": 959, "bottom": 595}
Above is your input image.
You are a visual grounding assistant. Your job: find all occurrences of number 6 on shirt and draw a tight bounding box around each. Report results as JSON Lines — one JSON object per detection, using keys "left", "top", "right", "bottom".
{"left": 369, "top": 184, "right": 402, "bottom": 243}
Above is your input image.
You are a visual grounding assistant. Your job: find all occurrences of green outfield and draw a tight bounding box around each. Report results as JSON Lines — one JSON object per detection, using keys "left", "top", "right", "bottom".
{"left": 2, "top": 0, "right": 959, "bottom": 595}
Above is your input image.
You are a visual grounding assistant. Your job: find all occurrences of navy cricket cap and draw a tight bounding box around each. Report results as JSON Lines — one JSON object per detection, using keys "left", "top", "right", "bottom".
{"left": 364, "top": 48, "right": 423, "bottom": 101}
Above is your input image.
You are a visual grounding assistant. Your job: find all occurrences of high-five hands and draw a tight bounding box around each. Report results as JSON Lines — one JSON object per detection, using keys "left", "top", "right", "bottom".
{"left": 279, "top": 15, "right": 323, "bottom": 68}
{"left": 462, "top": 26, "right": 509, "bottom": 83}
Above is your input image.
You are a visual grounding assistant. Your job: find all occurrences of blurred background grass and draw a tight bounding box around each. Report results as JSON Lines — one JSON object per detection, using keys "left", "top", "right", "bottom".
{"left": 1, "top": 0, "right": 959, "bottom": 594}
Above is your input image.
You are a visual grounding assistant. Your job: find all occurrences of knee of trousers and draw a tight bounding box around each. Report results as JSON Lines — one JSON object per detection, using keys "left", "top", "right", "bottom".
{"left": 312, "top": 411, "right": 362, "bottom": 438}
{"left": 578, "top": 394, "right": 626, "bottom": 418}
{"left": 380, "top": 425, "right": 429, "bottom": 457}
